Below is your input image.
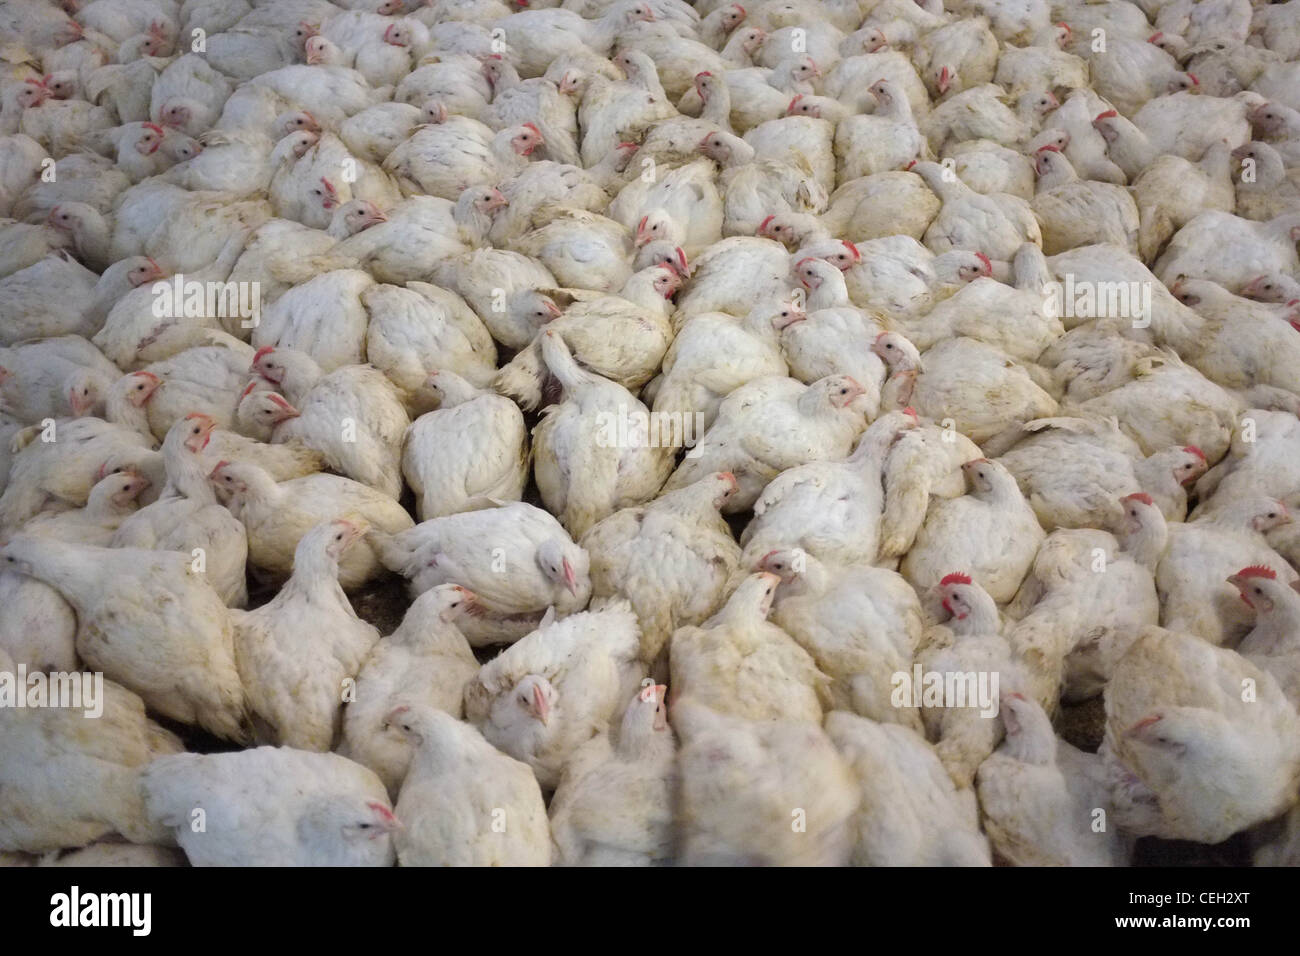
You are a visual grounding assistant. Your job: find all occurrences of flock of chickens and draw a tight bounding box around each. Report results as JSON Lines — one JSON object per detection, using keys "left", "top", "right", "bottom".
{"left": 0, "top": 0, "right": 1299, "bottom": 868}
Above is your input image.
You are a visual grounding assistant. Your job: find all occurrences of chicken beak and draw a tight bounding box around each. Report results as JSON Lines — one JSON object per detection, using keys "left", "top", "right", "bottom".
{"left": 774, "top": 309, "right": 807, "bottom": 331}
{"left": 185, "top": 422, "right": 214, "bottom": 453}
{"left": 651, "top": 686, "right": 668, "bottom": 730}
{"left": 1125, "top": 714, "right": 1162, "bottom": 738}
{"left": 338, "top": 519, "right": 370, "bottom": 551}
{"left": 532, "top": 685, "right": 551, "bottom": 725}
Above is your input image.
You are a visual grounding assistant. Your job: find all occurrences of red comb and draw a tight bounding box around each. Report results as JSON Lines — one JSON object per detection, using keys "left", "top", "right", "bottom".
{"left": 239, "top": 380, "right": 258, "bottom": 400}
{"left": 842, "top": 239, "right": 859, "bottom": 258}
{"left": 1187, "top": 73, "right": 1198, "bottom": 85}
{"left": 253, "top": 345, "right": 275, "bottom": 362}
{"left": 695, "top": 70, "right": 712, "bottom": 79}
{"left": 1183, "top": 445, "right": 1206, "bottom": 461}
{"left": 1037, "top": 143, "right": 1061, "bottom": 152}
{"left": 1148, "top": 32, "right": 1163, "bottom": 42}
{"left": 1122, "top": 492, "right": 1154, "bottom": 505}
{"left": 795, "top": 256, "right": 818, "bottom": 269}
{"left": 1094, "top": 109, "right": 1118, "bottom": 121}
{"left": 940, "top": 572, "right": 973, "bottom": 587}
{"left": 975, "top": 252, "right": 991, "bottom": 269}
{"left": 143, "top": 122, "right": 164, "bottom": 136}
{"left": 268, "top": 394, "right": 294, "bottom": 411}
{"left": 366, "top": 802, "right": 396, "bottom": 822}
{"left": 523, "top": 122, "right": 540, "bottom": 135}
{"left": 904, "top": 158, "right": 917, "bottom": 170}
{"left": 184, "top": 412, "right": 210, "bottom": 421}
{"left": 1236, "top": 565, "right": 1277, "bottom": 580}
{"left": 902, "top": 406, "right": 918, "bottom": 418}
{"left": 757, "top": 214, "right": 776, "bottom": 233}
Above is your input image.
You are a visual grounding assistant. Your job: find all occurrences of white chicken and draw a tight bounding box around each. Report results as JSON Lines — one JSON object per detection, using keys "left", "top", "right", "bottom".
{"left": 580, "top": 471, "right": 740, "bottom": 664}
{"left": 401, "top": 370, "right": 528, "bottom": 520}
{"left": 663, "top": 373, "right": 869, "bottom": 512}
{"left": 209, "top": 459, "right": 415, "bottom": 590}
{"left": 142, "top": 747, "right": 400, "bottom": 866}
{"left": 463, "top": 601, "right": 645, "bottom": 789}
{"left": 0, "top": 535, "right": 248, "bottom": 741}
{"left": 231, "top": 519, "right": 380, "bottom": 751}
{"left": 340, "top": 584, "right": 481, "bottom": 796}
{"left": 901, "top": 457, "right": 1045, "bottom": 604}
{"left": 386, "top": 704, "right": 551, "bottom": 866}
{"left": 669, "top": 571, "right": 830, "bottom": 723}
{"left": 548, "top": 683, "right": 675, "bottom": 866}
{"left": 368, "top": 500, "right": 591, "bottom": 646}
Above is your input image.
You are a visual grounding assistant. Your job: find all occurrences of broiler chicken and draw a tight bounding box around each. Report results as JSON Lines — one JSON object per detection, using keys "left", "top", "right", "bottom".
{"left": 548, "top": 683, "right": 675, "bottom": 866}
{"left": 826, "top": 710, "right": 991, "bottom": 866}
{"left": 758, "top": 549, "right": 924, "bottom": 729}
{"left": 530, "top": 329, "right": 673, "bottom": 538}
{"left": 386, "top": 704, "right": 551, "bottom": 866}
{"left": 0, "top": 535, "right": 248, "bottom": 741}
{"left": 368, "top": 500, "right": 591, "bottom": 646}
{"left": 0, "top": 658, "right": 183, "bottom": 853}
{"left": 230, "top": 519, "right": 380, "bottom": 751}
{"left": 669, "top": 571, "right": 830, "bottom": 723}
{"left": 976, "top": 692, "right": 1130, "bottom": 865}
{"left": 340, "top": 584, "right": 481, "bottom": 796}
{"left": 142, "top": 747, "right": 400, "bottom": 866}
{"left": 209, "top": 459, "right": 414, "bottom": 590}
{"left": 401, "top": 370, "right": 528, "bottom": 520}
{"left": 1101, "top": 627, "right": 1300, "bottom": 844}
{"left": 673, "top": 697, "right": 858, "bottom": 866}
{"left": 902, "top": 457, "right": 1045, "bottom": 604}
{"left": 463, "top": 600, "right": 645, "bottom": 789}
{"left": 580, "top": 471, "right": 740, "bottom": 664}
{"left": 663, "top": 373, "right": 869, "bottom": 512}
